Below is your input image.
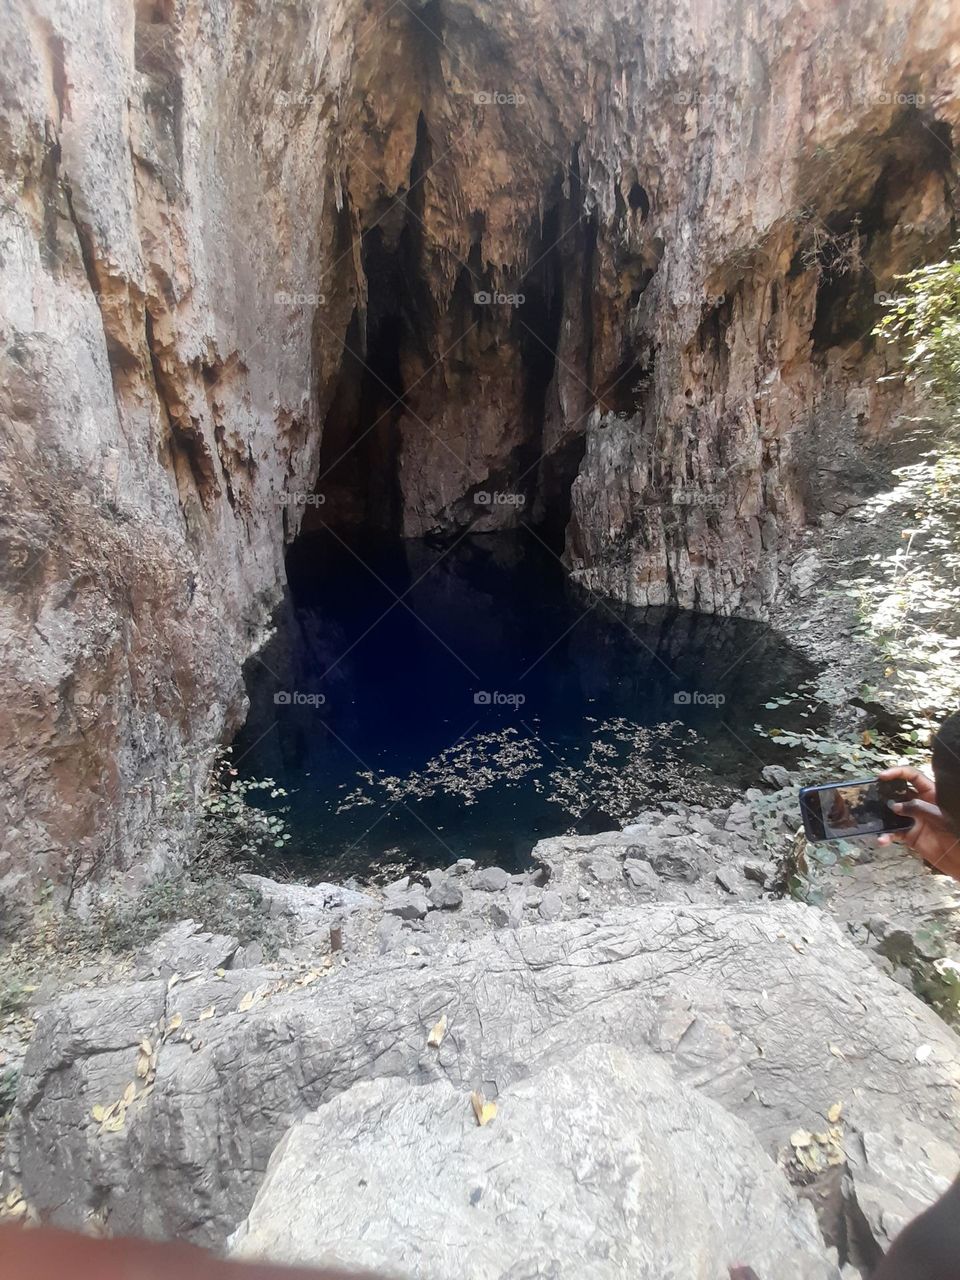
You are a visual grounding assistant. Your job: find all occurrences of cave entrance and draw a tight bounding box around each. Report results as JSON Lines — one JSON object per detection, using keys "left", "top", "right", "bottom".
{"left": 306, "top": 227, "right": 417, "bottom": 536}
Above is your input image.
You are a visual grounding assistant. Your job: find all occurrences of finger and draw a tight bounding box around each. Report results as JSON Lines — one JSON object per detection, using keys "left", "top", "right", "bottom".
{"left": 878, "top": 767, "right": 936, "bottom": 799}
{"left": 879, "top": 829, "right": 913, "bottom": 848}
{"left": 889, "top": 799, "right": 943, "bottom": 821}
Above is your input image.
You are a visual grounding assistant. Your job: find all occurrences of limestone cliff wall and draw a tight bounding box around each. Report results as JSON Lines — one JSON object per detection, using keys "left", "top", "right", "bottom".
{"left": 1, "top": 0, "right": 958, "bottom": 893}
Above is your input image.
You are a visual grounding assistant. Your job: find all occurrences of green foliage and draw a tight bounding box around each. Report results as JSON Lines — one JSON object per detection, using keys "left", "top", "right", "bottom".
{"left": 875, "top": 244, "right": 960, "bottom": 409}
{"left": 64, "top": 753, "right": 294, "bottom": 957}
{"left": 199, "top": 748, "right": 293, "bottom": 859}
{"left": 831, "top": 448, "right": 960, "bottom": 739}
{"left": 915, "top": 956, "right": 960, "bottom": 1023}
{"left": 755, "top": 719, "right": 921, "bottom": 775}
{"left": 72, "top": 862, "right": 275, "bottom": 956}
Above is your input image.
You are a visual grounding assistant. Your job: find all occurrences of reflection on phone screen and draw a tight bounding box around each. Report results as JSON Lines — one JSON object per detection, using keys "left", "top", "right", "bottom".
{"left": 818, "top": 778, "right": 913, "bottom": 839}
{"left": 820, "top": 782, "right": 885, "bottom": 838}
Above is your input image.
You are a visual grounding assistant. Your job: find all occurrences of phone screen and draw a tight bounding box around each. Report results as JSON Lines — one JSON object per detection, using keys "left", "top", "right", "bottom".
{"left": 800, "top": 777, "right": 916, "bottom": 841}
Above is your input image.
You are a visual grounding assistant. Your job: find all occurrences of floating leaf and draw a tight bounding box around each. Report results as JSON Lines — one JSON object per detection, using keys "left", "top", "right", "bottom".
{"left": 198, "top": 1005, "right": 216, "bottom": 1022}
{"left": 470, "top": 1090, "right": 498, "bottom": 1127}
{"left": 427, "top": 1014, "right": 448, "bottom": 1048}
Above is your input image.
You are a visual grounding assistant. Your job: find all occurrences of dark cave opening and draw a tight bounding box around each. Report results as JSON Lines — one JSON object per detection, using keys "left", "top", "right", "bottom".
{"left": 810, "top": 109, "right": 955, "bottom": 353}
{"left": 628, "top": 182, "right": 650, "bottom": 221}
{"left": 308, "top": 114, "right": 436, "bottom": 536}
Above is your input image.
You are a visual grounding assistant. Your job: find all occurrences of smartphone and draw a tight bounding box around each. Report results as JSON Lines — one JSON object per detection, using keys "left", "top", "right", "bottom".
{"left": 799, "top": 777, "right": 918, "bottom": 842}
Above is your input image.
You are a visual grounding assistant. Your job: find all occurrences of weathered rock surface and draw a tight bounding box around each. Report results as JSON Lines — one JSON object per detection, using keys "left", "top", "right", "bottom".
{"left": 238, "top": 875, "right": 375, "bottom": 928}
{"left": 137, "top": 919, "right": 239, "bottom": 977}
{"left": 8, "top": 899, "right": 960, "bottom": 1267}
{"left": 3, "top": 0, "right": 959, "bottom": 894}
{"left": 230, "top": 1044, "right": 838, "bottom": 1279}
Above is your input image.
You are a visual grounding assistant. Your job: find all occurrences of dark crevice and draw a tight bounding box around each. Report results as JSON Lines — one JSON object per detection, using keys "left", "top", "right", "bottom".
{"left": 146, "top": 310, "right": 220, "bottom": 511}
{"left": 310, "top": 118, "right": 438, "bottom": 534}
{"left": 628, "top": 182, "right": 649, "bottom": 220}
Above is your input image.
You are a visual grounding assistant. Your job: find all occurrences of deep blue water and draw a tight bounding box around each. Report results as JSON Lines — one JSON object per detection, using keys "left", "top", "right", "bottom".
{"left": 232, "top": 532, "right": 820, "bottom": 879}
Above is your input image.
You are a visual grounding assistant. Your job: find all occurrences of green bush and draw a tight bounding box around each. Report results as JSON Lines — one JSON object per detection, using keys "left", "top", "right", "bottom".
{"left": 875, "top": 244, "right": 960, "bottom": 409}
{"left": 64, "top": 752, "right": 294, "bottom": 957}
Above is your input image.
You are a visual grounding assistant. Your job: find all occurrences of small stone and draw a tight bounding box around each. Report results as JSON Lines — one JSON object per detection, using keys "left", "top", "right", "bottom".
{"left": 470, "top": 867, "right": 509, "bottom": 892}
{"left": 490, "top": 895, "right": 524, "bottom": 929}
{"left": 447, "top": 859, "right": 477, "bottom": 877}
{"left": 715, "top": 867, "right": 739, "bottom": 895}
{"left": 577, "top": 887, "right": 590, "bottom": 902}
{"left": 230, "top": 941, "right": 264, "bottom": 969}
{"left": 427, "top": 879, "right": 463, "bottom": 911}
{"left": 761, "top": 765, "right": 792, "bottom": 789}
{"left": 538, "top": 891, "right": 563, "bottom": 921}
{"left": 383, "top": 885, "right": 429, "bottom": 921}
{"left": 649, "top": 840, "right": 702, "bottom": 883}
{"left": 376, "top": 915, "right": 403, "bottom": 953}
{"left": 585, "top": 857, "right": 619, "bottom": 884}
{"left": 623, "top": 860, "right": 661, "bottom": 899}
{"left": 742, "top": 861, "right": 768, "bottom": 887}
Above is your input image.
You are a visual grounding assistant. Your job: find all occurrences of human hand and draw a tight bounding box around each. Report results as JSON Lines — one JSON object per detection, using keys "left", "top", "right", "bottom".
{"left": 877, "top": 767, "right": 960, "bottom": 879}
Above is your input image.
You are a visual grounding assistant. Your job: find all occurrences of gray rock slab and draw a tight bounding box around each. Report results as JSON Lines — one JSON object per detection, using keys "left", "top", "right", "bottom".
{"left": 10, "top": 902, "right": 960, "bottom": 1255}
{"left": 230, "top": 1044, "right": 839, "bottom": 1279}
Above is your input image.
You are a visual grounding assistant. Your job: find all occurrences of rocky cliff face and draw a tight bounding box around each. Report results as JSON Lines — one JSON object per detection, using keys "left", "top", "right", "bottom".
{"left": 1, "top": 0, "right": 958, "bottom": 892}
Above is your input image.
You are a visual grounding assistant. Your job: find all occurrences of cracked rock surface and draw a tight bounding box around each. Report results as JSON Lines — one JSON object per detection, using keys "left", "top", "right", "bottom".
{"left": 230, "top": 1043, "right": 838, "bottom": 1279}
{"left": 7, "top": 898, "right": 960, "bottom": 1271}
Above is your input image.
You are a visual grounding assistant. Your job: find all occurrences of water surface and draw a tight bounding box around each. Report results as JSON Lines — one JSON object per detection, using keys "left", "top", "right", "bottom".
{"left": 233, "top": 532, "right": 820, "bottom": 878}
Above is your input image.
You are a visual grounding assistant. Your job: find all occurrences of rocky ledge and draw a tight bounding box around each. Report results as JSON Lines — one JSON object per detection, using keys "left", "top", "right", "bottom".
{"left": 4, "top": 821, "right": 960, "bottom": 1279}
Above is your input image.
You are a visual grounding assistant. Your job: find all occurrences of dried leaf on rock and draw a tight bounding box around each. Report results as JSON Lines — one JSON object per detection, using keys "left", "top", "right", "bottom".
{"left": 470, "top": 1090, "right": 498, "bottom": 1127}
{"left": 427, "top": 1014, "right": 448, "bottom": 1048}
{"left": 198, "top": 1005, "right": 215, "bottom": 1022}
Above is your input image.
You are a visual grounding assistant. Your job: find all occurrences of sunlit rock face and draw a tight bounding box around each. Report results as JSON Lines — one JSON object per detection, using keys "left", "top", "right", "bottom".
{"left": 1, "top": 0, "right": 958, "bottom": 891}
